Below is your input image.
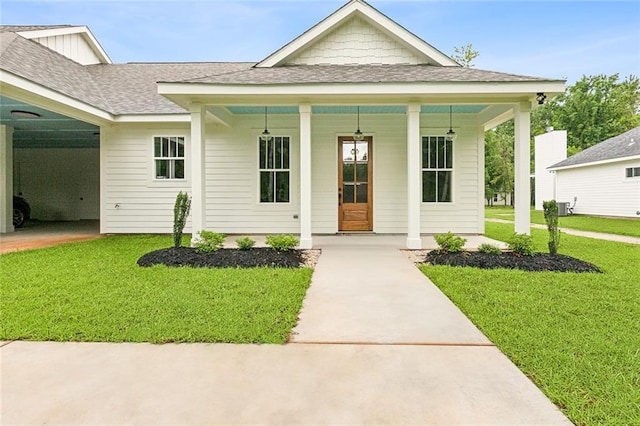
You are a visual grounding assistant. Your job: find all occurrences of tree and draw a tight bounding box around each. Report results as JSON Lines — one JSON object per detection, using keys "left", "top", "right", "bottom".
{"left": 451, "top": 44, "right": 479, "bottom": 68}
{"left": 532, "top": 74, "right": 640, "bottom": 152}
{"left": 485, "top": 121, "right": 514, "bottom": 206}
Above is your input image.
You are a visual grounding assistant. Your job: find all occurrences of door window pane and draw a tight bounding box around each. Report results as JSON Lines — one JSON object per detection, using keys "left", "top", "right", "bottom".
{"left": 356, "top": 183, "right": 368, "bottom": 203}
{"left": 343, "top": 184, "right": 355, "bottom": 204}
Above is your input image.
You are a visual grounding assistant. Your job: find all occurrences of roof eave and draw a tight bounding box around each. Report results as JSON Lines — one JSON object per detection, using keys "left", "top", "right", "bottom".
{"left": 548, "top": 154, "right": 640, "bottom": 171}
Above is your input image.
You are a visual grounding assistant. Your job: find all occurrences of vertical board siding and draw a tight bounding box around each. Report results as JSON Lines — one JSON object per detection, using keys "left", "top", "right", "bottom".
{"left": 287, "top": 17, "right": 422, "bottom": 65}
{"left": 33, "top": 34, "right": 102, "bottom": 65}
{"left": 556, "top": 160, "right": 640, "bottom": 218}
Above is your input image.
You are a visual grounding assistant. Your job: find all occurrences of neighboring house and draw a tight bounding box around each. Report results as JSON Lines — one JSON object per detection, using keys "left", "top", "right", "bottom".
{"left": 547, "top": 127, "right": 640, "bottom": 218}
{"left": 0, "top": 0, "right": 565, "bottom": 247}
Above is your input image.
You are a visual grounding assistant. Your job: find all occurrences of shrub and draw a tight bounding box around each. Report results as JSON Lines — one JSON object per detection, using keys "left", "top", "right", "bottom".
{"left": 265, "top": 234, "right": 299, "bottom": 252}
{"left": 236, "top": 236, "right": 256, "bottom": 250}
{"left": 434, "top": 232, "right": 467, "bottom": 253}
{"left": 194, "top": 230, "right": 226, "bottom": 253}
{"left": 543, "top": 199, "right": 560, "bottom": 255}
{"left": 478, "top": 243, "right": 502, "bottom": 255}
{"left": 508, "top": 233, "right": 535, "bottom": 256}
{"left": 172, "top": 191, "right": 191, "bottom": 248}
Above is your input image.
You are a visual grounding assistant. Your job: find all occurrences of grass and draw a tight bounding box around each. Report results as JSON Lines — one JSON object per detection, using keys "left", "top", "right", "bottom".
{"left": 0, "top": 235, "right": 312, "bottom": 344}
{"left": 420, "top": 222, "right": 640, "bottom": 425}
{"left": 486, "top": 206, "right": 640, "bottom": 237}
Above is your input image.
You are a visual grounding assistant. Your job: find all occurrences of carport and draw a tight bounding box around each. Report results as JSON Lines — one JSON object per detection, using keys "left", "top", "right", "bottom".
{"left": 0, "top": 95, "right": 101, "bottom": 233}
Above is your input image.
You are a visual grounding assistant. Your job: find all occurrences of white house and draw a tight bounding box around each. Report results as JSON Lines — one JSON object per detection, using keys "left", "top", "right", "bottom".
{"left": 0, "top": 0, "right": 565, "bottom": 248}
{"left": 547, "top": 127, "right": 640, "bottom": 218}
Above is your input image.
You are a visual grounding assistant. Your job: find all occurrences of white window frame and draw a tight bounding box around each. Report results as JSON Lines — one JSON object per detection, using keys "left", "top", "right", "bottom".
{"left": 625, "top": 167, "right": 640, "bottom": 178}
{"left": 153, "top": 136, "right": 186, "bottom": 180}
{"left": 258, "top": 135, "right": 291, "bottom": 204}
{"left": 421, "top": 135, "right": 454, "bottom": 203}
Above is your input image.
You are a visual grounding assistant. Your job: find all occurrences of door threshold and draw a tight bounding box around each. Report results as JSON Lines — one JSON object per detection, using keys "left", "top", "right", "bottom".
{"left": 335, "top": 231, "right": 376, "bottom": 235}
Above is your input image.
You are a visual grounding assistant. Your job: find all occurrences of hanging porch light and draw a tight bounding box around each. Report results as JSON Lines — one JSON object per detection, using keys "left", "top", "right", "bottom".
{"left": 353, "top": 106, "right": 365, "bottom": 141}
{"left": 446, "top": 105, "right": 457, "bottom": 142}
{"left": 260, "top": 106, "right": 272, "bottom": 142}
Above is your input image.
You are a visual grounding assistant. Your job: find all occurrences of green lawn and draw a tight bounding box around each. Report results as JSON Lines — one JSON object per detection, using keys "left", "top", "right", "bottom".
{"left": 0, "top": 235, "right": 312, "bottom": 344}
{"left": 420, "top": 222, "right": 640, "bottom": 425}
{"left": 486, "top": 206, "right": 640, "bottom": 237}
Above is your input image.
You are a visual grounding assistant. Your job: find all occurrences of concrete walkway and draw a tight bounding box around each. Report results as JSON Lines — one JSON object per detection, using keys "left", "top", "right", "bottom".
{"left": 1, "top": 235, "right": 571, "bottom": 425}
{"left": 487, "top": 217, "right": 640, "bottom": 244}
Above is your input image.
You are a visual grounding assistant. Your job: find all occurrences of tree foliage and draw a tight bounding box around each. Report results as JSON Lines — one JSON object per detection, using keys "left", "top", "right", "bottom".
{"left": 451, "top": 44, "right": 479, "bottom": 68}
{"left": 485, "top": 120, "right": 514, "bottom": 205}
{"left": 532, "top": 74, "right": 640, "bottom": 152}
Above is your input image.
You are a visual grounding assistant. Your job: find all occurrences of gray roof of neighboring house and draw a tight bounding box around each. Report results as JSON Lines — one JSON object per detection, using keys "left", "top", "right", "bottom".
{"left": 0, "top": 25, "right": 74, "bottom": 33}
{"left": 549, "top": 127, "right": 640, "bottom": 169}
{"left": 176, "top": 64, "right": 558, "bottom": 85}
{"left": 0, "top": 25, "right": 562, "bottom": 116}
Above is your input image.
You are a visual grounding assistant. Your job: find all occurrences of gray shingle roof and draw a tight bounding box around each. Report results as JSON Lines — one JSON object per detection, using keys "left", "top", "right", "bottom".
{"left": 549, "top": 127, "right": 640, "bottom": 169}
{"left": 0, "top": 25, "right": 74, "bottom": 33}
{"left": 177, "top": 64, "right": 559, "bottom": 85}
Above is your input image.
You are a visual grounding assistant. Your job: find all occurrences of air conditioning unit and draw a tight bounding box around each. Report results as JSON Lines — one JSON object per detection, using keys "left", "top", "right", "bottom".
{"left": 558, "top": 202, "right": 570, "bottom": 217}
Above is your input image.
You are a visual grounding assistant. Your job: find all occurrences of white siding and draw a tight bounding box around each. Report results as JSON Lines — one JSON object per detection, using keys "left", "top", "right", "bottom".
{"left": 14, "top": 148, "right": 99, "bottom": 221}
{"left": 421, "top": 116, "right": 483, "bottom": 234}
{"left": 33, "top": 34, "right": 101, "bottom": 65}
{"left": 534, "top": 130, "right": 567, "bottom": 210}
{"left": 287, "top": 17, "right": 423, "bottom": 65}
{"left": 102, "top": 113, "right": 483, "bottom": 235}
{"left": 555, "top": 159, "right": 640, "bottom": 218}
{"left": 103, "top": 123, "right": 191, "bottom": 233}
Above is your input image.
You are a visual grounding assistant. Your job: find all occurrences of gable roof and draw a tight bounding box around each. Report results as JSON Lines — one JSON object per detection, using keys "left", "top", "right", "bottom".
{"left": 256, "top": 0, "right": 457, "bottom": 68}
{"left": 549, "top": 127, "right": 640, "bottom": 170}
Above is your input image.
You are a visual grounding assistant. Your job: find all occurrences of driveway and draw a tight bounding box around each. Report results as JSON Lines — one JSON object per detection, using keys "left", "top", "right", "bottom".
{"left": 0, "top": 220, "right": 100, "bottom": 254}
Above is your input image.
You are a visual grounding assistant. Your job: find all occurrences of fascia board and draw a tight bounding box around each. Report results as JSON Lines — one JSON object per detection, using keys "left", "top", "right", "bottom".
{"left": 548, "top": 155, "right": 640, "bottom": 171}
{"left": 112, "top": 114, "right": 190, "bottom": 123}
{"left": 17, "top": 26, "right": 112, "bottom": 64}
{"left": 0, "top": 69, "right": 113, "bottom": 125}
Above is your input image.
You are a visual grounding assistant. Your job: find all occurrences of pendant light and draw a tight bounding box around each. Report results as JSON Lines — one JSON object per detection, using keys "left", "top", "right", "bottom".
{"left": 260, "top": 106, "right": 272, "bottom": 142}
{"left": 353, "top": 106, "right": 364, "bottom": 141}
{"left": 445, "top": 105, "right": 457, "bottom": 142}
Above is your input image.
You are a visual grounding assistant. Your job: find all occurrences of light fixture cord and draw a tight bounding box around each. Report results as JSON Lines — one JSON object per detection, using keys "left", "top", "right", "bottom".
{"left": 264, "top": 106, "right": 268, "bottom": 131}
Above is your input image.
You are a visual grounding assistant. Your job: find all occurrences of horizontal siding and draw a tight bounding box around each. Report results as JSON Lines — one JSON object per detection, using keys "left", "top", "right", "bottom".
{"left": 556, "top": 160, "right": 640, "bottom": 218}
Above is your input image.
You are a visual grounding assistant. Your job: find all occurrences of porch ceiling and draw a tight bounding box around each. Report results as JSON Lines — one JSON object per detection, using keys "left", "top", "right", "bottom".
{"left": 226, "top": 105, "right": 487, "bottom": 114}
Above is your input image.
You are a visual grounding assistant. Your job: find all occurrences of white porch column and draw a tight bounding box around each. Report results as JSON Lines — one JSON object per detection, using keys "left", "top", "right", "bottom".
{"left": 299, "top": 104, "right": 313, "bottom": 249}
{"left": 190, "top": 103, "right": 206, "bottom": 244}
{"left": 406, "top": 103, "right": 422, "bottom": 249}
{"left": 514, "top": 101, "right": 531, "bottom": 234}
{"left": 0, "top": 125, "right": 14, "bottom": 233}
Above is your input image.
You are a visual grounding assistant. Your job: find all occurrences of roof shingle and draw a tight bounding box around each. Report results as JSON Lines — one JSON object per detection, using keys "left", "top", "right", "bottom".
{"left": 549, "top": 127, "right": 640, "bottom": 169}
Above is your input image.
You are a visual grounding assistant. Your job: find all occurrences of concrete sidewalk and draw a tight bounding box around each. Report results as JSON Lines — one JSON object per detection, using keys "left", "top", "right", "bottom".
{"left": 1, "top": 235, "right": 571, "bottom": 425}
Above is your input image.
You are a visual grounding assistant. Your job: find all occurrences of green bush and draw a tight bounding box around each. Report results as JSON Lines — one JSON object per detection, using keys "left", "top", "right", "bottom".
{"left": 194, "top": 230, "right": 226, "bottom": 253}
{"left": 434, "top": 232, "right": 467, "bottom": 253}
{"left": 172, "top": 191, "right": 191, "bottom": 248}
{"left": 236, "top": 236, "right": 256, "bottom": 250}
{"left": 478, "top": 243, "right": 502, "bottom": 255}
{"left": 508, "top": 233, "right": 535, "bottom": 256}
{"left": 543, "top": 199, "right": 560, "bottom": 255}
{"left": 265, "top": 234, "right": 299, "bottom": 252}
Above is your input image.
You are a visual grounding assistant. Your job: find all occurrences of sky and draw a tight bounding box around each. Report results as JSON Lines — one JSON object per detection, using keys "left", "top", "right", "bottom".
{"left": 1, "top": 0, "right": 639, "bottom": 84}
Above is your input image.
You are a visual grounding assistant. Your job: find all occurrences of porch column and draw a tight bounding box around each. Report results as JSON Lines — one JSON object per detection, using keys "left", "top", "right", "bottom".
{"left": 514, "top": 101, "right": 531, "bottom": 234}
{"left": 190, "top": 103, "right": 206, "bottom": 244}
{"left": 299, "top": 104, "right": 312, "bottom": 249}
{"left": 406, "top": 103, "right": 422, "bottom": 249}
{"left": 0, "top": 125, "right": 14, "bottom": 233}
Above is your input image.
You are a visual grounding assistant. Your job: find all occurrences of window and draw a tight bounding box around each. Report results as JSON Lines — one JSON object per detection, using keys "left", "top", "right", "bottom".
{"left": 422, "top": 136, "right": 453, "bottom": 202}
{"left": 626, "top": 167, "right": 640, "bottom": 178}
{"left": 154, "top": 136, "right": 185, "bottom": 179}
{"left": 259, "top": 136, "right": 290, "bottom": 203}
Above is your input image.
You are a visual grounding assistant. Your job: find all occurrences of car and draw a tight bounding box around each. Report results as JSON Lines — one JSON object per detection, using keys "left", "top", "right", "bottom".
{"left": 13, "top": 196, "right": 30, "bottom": 228}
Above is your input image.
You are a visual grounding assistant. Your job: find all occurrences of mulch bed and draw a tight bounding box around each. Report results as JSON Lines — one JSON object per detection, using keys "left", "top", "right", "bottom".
{"left": 137, "top": 247, "right": 308, "bottom": 269}
{"left": 423, "top": 251, "right": 601, "bottom": 273}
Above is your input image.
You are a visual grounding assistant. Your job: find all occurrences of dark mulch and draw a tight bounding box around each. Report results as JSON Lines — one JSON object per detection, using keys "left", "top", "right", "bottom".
{"left": 423, "top": 251, "right": 602, "bottom": 273}
{"left": 137, "top": 247, "right": 304, "bottom": 269}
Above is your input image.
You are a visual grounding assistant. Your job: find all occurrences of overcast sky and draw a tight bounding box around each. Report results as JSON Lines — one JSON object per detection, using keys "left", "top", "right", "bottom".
{"left": 2, "top": 0, "right": 639, "bottom": 84}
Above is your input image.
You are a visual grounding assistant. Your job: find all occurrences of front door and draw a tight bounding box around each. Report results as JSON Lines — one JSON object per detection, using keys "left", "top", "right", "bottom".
{"left": 338, "top": 136, "right": 373, "bottom": 231}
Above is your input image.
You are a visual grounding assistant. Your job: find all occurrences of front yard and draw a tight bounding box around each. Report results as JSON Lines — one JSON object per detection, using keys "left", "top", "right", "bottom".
{"left": 0, "top": 235, "right": 312, "bottom": 344}
{"left": 421, "top": 222, "right": 640, "bottom": 425}
{"left": 486, "top": 206, "right": 640, "bottom": 237}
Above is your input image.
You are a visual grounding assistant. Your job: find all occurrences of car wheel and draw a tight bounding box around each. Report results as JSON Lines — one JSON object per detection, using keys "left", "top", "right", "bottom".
{"left": 13, "top": 207, "right": 26, "bottom": 228}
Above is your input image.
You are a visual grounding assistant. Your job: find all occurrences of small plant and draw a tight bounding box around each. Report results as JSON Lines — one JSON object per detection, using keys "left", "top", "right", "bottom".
{"left": 434, "top": 232, "right": 467, "bottom": 253}
{"left": 265, "top": 234, "right": 299, "bottom": 252}
{"left": 478, "top": 243, "right": 502, "bottom": 255}
{"left": 508, "top": 233, "right": 535, "bottom": 256}
{"left": 236, "top": 236, "right": 256, "bottom": 250}
{"left": 172, "top": 191, "right": 191, "bottom": 248}
{"left": 194, "top": 230, "right": 226, "bottom": 253}
{"left": 543, "top": 199, "right": 560, "bottom": 255}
